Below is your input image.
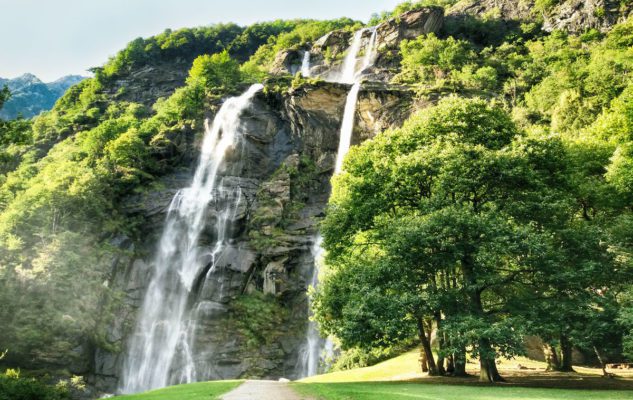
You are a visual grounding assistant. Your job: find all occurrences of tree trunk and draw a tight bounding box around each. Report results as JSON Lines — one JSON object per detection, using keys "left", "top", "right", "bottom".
{"left": 461, "top": 254, "right": 503, "bottom": 382}
{"left": 446, "top": 353, "right": 455, "bottom": 374}
{"left": 593, "top": 346, "right": 610, "bottom": 378}
{"left": 560, "top": 334, "right": 575, "bottom": 372}
{"left": 419, "top": 346, "right": 429, "bottom": 372}
{"left": 479, "top": 338, "right": 504, "bottom": 382}
{"left": 453, "top": 346, "right": 468, "bottom": 377}
{"left": 544, "top": 342, "right": 561, "bottom": 372}
{"left": 435, "top": 312, "right": 446, "bottom": 375}
{"left": 417, "top": 316, "right": 439, "bottom": 376}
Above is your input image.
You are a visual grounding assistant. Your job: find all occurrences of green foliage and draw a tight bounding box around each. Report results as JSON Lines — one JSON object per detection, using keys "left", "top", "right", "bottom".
{"left": 534, "top": 0, "right": 562, "bottom": 14}
{"left": 98, "top": 24, "right": 244, "bottom": 80}
{"left": 396, "top": 34, "right": 475, "bottom": 88}
{"left": 607, "top": 143, "right": 633, "bottom": 192}
{"left": 606, "top": 19, "right": 633, "bottom": 49}
{"left": 228, "top": 20, "right": 299, "bottom": 61}
{"left": 0, "top": 371, "right": 68, "bottom": 400}
{"left": 331, "top": 340, "right": 416, "bottom": 371}
{"left": 316, "top": 94, "right": 628, "bottom": 379}
{"left": 230, "top": 292, "right": 288, "bottom": 349}
{"left": 188, "top": 51, "right": 243, "bottom": 91}
{"left": 242, "top": 18, "right": 357, "bottom": 74}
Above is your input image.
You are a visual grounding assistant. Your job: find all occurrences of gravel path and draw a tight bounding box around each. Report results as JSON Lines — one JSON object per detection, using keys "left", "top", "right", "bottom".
{"left": 221, "top": 380, "right": 312, "bottom": 400}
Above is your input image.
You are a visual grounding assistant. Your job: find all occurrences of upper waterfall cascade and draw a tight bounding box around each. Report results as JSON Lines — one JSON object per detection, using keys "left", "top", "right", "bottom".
{"left": 297, "top": 26, "right": 379, "bottom": 378}
{"left": 301, "top": 51, "right": 311, "bottom": 77}
{"left": 120, "top": 84, "right": 264, "bottom": 394}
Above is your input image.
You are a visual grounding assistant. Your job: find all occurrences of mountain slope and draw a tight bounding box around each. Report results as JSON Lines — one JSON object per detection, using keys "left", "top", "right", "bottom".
{"left": 0, "top": 73, "right": 86, "bottom": 119}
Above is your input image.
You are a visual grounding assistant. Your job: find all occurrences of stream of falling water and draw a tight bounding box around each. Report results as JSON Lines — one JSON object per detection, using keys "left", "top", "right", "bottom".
{"left": 301, "top": 51, "right": 311, "bottom": 77}
{"left": 298, "top": 26, "right": 378, "bottom": 378}
{"left": 120, "top": 84, "right": 264, "bottom": 394}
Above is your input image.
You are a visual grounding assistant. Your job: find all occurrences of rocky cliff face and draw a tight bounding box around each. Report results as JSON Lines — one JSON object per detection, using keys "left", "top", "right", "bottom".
{"left": 89, "top": 7, "right": 439, "bottom": 393}
{"left": 271, "top": 7, "right": 445, "bottom": 81}
{"left": 92, "top": 79, "right": 416, "bottom": 392}
{"left": 448, "top": 0, "right": 632, "bottom": 34}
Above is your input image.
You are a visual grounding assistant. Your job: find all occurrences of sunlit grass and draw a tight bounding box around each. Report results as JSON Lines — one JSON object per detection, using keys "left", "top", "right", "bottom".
{"left": 112, "top": 380, "right": 243, "bottom": 400}
{"left": 293, "top": 381, "right": 633, "bottom": 400}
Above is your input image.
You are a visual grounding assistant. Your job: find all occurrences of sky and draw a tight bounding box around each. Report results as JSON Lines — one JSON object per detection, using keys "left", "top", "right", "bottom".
{"left": 0, "top": 0, "right": 402, "bottom": 82}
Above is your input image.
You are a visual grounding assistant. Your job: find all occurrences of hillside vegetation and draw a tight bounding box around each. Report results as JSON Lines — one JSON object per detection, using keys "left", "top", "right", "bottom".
{"left": 0, "top": 0, "right": 632, "bottom": 396}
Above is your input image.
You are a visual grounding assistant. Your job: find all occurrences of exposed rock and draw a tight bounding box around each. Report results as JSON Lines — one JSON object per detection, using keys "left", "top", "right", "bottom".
{"left": 270, "top": 50, "right": 304, "bottom": 76}
{"left": 356, "top": 83, "right": 416, "bottom": 142}
{"left": 448, "top": 0, "right": 533, "bottom": 22}
{"left": 106, "top": 61, "right": 190, "bottom": 107}
{"left": 312, "top": 29, "right": 352, "bottom": 56}
{"left": 284, "top": 7, "right": 443, "bottom": 81}
{"left": 263, "top": 258, "right": 289, "bottom": 295}
{"left": 448, "top": 0, "right": 633, "bottom": 34}
{"left": 375, "top": 7, "right": 445, "bottom": 50}
{"left": 543, "top": 0, "right": 632, "bottom": 33}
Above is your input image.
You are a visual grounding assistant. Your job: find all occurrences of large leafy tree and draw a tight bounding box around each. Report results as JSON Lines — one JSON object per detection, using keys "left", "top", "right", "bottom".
{"left": 315, "top": 97, "right": 563, "bottom": 381}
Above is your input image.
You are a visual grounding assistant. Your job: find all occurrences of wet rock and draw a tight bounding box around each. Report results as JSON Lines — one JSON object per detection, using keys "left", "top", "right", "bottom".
{"left": 263, "top": 258, "right": 289, "bottom": 295}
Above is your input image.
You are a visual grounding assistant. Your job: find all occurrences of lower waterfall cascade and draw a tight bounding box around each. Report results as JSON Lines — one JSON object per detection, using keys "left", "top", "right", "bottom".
{"left": 119, "top": 84, "right": 264, "bottom": 394}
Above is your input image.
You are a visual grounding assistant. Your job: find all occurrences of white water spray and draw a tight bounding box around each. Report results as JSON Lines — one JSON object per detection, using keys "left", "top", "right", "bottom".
{"left": 301, "top": 51, "right": 311, "bottom": 77}
{"left": 335, "top": 26, "right": 378, "bottom": 173}
{"left": 334, "top": 83, "right": 361, "bottom": 174}
{"left": 120, "top": 84, "right": 264, "bottom": 394}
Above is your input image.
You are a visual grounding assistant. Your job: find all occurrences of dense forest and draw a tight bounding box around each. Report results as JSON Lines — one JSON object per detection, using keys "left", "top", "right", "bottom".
{"left": 1, "top": 0, "right": 633, "bottom": 398}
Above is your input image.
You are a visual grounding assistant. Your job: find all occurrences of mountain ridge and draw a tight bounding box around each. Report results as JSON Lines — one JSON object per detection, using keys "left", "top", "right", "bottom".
{"left": 0, "top": 73, "right": 87, "bottom": 119}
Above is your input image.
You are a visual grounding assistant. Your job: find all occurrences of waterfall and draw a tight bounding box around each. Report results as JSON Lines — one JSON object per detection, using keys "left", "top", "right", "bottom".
{"left": 297, "top": 237, "right": 327, "bottom": 377}
{"left": 301, "top": 51, "right": 311, "bottom": 77}
{"left": 337, "top": 27, "right": 378, "bottom": 84}
{"left": 335, "top": 26, "right": 378, "bottom": 173}
{"left": 334, "top": 83, "right": 361, "bottom": 174}
{"left": 337, "top": 29, "right": 365, "bottom": 84}
{"left": 297, "top": 26, "right": 379, "bottom": 378}
{"left": 120, "top": 84, "right": 264, "bottom": 394}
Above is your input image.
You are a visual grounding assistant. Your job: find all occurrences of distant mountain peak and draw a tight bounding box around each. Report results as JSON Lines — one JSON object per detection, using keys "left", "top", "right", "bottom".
{"left": 14, "top": 73, "right": 43, "bottom": 85}
{"left": 0, "top": 73, "right": 87, "bottom": 119}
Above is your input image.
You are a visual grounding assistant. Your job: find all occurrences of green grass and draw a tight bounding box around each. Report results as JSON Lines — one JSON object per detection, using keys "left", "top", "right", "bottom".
{"left": 300, "top": 349, "right": 422, "bottom": 383}
{"left": 112, "top": 380, "right": 243, "bottom": 400}
{"left": 292, "top": 382, "right": 633, "bottom": 400}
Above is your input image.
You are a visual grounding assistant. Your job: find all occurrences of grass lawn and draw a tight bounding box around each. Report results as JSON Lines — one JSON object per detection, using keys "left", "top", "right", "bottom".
{"left": 299, "top": 350, "right": 422, "bottom": 383}
{"left": 293, "top": 381, "right": 633, "bottom": 400}
{"left": 112, "top": 380, "right": 243, "bottom": 400}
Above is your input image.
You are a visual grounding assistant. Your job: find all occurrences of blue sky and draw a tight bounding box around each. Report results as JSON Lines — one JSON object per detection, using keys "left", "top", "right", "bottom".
{"left": 0, "top": 0, "right": 402, "bottom": 81}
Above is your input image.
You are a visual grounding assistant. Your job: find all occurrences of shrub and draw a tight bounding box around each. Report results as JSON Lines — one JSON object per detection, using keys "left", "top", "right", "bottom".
{"left": 0, "top": 372, "right": 68, "bottom": 400}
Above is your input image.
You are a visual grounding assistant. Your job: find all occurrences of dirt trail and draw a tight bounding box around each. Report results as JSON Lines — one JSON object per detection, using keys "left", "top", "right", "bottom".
{"left": 221, "top": 380, "right": 313, "bottom": 400}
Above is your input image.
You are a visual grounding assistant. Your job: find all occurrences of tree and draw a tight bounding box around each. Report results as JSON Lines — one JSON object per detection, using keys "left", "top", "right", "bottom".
{"left": 0, "top": 86, "right": 10, "bottom": 111}
{"left": 317, "top": 97, "right": 558, "bottom": 382}
{"left": 188, "top": 50, "right": 242, "bottom": 91}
